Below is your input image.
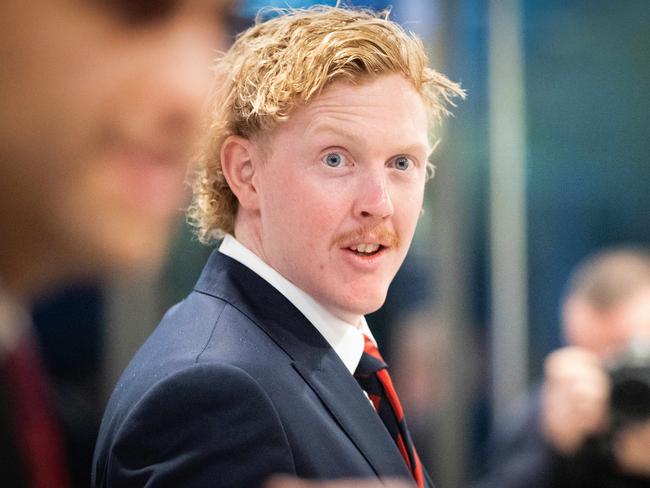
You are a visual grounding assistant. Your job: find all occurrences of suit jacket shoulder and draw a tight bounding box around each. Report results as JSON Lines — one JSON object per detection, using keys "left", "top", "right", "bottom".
{"left": 93, "top": 251, "right": 414, "bottom": 488}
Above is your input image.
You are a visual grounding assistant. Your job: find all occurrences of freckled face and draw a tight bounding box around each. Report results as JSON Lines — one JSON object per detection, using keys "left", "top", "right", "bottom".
{"left": 251, "top": 75, "right": 430, "bottom": 322}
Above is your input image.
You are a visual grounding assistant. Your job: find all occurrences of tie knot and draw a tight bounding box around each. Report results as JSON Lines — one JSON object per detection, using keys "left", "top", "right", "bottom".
{"left": 362, "top": 334, "right": 385, "bottom": 362}
{"left": 355, "top": 334, "right": 387, "bottom": 377}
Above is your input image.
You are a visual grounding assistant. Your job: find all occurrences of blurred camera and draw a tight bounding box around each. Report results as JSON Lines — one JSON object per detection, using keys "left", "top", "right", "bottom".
{"left": 580, "top": 340, "right": 650, "bottom": 464}
{"left": 568, "top": 342, "right": 650, "bottom": 483}
{"left": 608, "top": 340, "right": 650, "bottom": 436}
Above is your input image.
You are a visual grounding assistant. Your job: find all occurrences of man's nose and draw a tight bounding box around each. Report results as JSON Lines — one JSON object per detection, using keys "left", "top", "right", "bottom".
{"left": 354, "top": 170, "right": 394, "bottom": 220}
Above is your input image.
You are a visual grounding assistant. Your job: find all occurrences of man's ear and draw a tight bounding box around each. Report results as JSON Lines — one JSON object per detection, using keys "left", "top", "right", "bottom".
{"left": 220, "top": 135, "right": 260, "bottom": 210}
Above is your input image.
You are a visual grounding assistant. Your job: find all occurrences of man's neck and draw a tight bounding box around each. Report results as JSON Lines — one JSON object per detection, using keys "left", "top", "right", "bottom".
{"left": 220, "top": 234, "right": 364, "bottom": 328}
{"left": 219, "top": 234, "right": 372, "bottom": 374}
{"left": 232, "top": 216, "right": 366, "bottom": 326}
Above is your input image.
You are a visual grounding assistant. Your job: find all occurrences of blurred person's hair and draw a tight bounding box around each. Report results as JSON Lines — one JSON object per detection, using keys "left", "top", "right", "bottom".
{"left": 187, "top": 5, "right": 464, "bottom": 244}
{"left": 565, "top": 247, "right": 650, "bottom": 311}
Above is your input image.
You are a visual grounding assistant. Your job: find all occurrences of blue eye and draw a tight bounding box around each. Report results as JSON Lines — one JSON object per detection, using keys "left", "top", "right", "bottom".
{"left": 324, "top": 152, "right": 344, "bottom": 167}
{"left": 394, "top": 156, "right": 412, "bottom": 171}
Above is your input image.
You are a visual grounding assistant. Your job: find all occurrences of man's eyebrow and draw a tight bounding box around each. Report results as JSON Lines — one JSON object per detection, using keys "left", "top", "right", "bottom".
{"left": 305, "top": 122, "right": 361, "bottom": 143}
{"left": 305, "top": 122, "right": 435, "bottom": 152}
{"left": 307, "top": 123, "right": 431, "bottom": 157}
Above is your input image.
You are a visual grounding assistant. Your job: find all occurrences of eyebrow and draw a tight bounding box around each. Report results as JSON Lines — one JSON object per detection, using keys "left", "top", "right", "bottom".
{"left": 307, "top": 123, "right": 431, "bottom": 157}
{"left": 306, "top": 123, "right": 364, "bottom": 145}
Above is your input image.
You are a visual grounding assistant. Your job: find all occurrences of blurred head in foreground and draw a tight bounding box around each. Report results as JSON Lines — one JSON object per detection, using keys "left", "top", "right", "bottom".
{"left": 188, "top": 6, "right": 464, "bottom": 322}
{"left": 0, "top": 0, "right": 234, "bottom": 301}
{"left": 563, "top": 247, "right": 650, "bottom": 360}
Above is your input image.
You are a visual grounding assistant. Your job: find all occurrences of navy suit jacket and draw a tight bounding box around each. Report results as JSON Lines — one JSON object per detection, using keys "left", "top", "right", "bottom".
{"left": 92, "top": 251, "right": 431, "bottom": 487}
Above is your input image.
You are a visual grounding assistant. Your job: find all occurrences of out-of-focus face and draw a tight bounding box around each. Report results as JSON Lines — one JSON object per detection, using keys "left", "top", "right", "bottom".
{"left": 247, "top": 75, "right": 430, "bottom": 323}
{"left": 0, "top": 0, "right": 229, "bottom": 293}
{"left": 564, "top": 287, "right": 650, "bottom": 360}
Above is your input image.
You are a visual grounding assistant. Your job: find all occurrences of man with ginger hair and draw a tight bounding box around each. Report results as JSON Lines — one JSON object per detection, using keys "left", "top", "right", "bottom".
{"left": 93, "top": 6, "right": 464, "bottom": 488}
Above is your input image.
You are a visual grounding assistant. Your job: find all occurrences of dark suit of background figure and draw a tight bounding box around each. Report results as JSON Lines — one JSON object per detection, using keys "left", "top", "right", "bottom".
{"left": 93, "top": 251, "right": 432, "bottom": 488}
{"left": 0, "top": 365, "right": 28, "bottom": 487}
{"left": 0, "top": 293, "right": 69, "bottom": 488}
{"left": 475, "top": 388, "right": 650, "bottom": 488}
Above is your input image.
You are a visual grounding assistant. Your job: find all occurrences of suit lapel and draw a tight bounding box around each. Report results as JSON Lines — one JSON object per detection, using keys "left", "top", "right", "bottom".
{"left": 292, "top": 351, "right": 413, "bottom": 480}
{"left": 195, "top": 251, "right": 413, "bottom": 481}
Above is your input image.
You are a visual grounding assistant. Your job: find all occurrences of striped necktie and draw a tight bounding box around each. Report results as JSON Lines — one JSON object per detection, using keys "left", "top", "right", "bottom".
{"left": 354, "top": 334, "right": 424, "bottom": 488}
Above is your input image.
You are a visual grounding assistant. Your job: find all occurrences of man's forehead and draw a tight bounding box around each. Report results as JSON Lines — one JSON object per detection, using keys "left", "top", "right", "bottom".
{"left": 298, "top": 77, "right": 429, "bottom": 140}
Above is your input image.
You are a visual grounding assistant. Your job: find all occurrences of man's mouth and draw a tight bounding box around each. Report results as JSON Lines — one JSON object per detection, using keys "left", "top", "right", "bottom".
{"left": 347, "top": 243, "right": 385, "bottom": 256}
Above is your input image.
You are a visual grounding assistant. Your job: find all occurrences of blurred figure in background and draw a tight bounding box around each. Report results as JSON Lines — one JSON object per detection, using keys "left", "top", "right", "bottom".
{"left": 477, "top": 247, "right": 650, "bottom": 488}
{"left": 0, "top": 0, "right": 233, "bottom": 486}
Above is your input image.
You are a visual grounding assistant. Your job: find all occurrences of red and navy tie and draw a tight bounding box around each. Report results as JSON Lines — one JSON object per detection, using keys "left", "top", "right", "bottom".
{"left": 354, "top": 334, "right": 425, "bottom": 488}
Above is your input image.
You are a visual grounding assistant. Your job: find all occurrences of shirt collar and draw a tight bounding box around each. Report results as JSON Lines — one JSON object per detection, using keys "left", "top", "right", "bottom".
{"left": 219, "top": 234, "right": 376, "bottom": 374}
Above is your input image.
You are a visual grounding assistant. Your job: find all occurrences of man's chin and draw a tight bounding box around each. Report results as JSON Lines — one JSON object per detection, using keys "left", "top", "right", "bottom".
{"left": 329, "top": 293, "right": 389, "bottom": 323}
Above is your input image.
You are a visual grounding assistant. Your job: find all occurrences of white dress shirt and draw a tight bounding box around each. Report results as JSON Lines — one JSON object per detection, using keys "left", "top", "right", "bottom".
{"left": 219, "top": 234, "right": 376, "bottom": 375}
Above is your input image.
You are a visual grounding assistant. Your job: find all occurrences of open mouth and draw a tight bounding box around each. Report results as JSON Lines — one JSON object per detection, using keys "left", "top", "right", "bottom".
{"left": 347, "top": 243, "right": 386, "bottom": 256}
